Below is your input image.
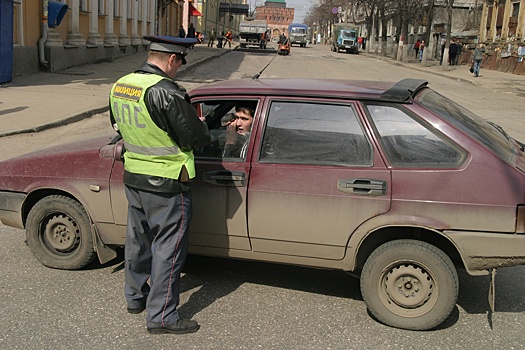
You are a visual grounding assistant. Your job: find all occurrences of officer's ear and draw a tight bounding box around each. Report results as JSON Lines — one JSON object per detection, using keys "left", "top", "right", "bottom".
{"left": 168, "top": 54, "right": 177, "bottom": 65}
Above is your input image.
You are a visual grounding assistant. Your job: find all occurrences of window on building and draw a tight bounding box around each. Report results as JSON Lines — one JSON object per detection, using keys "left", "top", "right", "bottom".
{"left": 510, "top": 2, "right": 520, "bottom": 35}
{"left": 114, "top": 0, "right": 120, "bottom": 16}
{"left": 80, "top": 0, "right": 87, "bottom": 12}
{"left": 149, "top": 1, "right": 155, "bottom": 22}
{"left": 99, "top": 0, "right": 105, "bottom": 15}
{"left": 13, "top": 0, "right": 23, "bottom": 46}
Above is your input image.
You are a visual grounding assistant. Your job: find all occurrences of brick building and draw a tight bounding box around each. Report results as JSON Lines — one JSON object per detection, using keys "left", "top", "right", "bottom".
{"left": 255, "top": 0, "right": 294, "bottom": 39}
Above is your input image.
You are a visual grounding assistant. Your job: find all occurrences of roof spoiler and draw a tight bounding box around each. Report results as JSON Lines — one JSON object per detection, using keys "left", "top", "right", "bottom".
{"left": 380, "top": 78, "right": 428, "bottom": 102}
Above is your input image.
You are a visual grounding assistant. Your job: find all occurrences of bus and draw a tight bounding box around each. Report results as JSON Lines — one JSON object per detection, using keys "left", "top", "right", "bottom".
{"left": 288, "top": 23, "right": 309, "bottom": 47}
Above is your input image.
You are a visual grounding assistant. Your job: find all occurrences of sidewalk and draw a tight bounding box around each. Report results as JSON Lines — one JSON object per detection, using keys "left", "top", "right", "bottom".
{"left": 361, "top": 51, "right": 525, "bottom": 96}
{"left": 0, "top": 45, "right": 230, "bottom": 138}
{"left": 1, "top": 44, "right": 524, "bottom": 138}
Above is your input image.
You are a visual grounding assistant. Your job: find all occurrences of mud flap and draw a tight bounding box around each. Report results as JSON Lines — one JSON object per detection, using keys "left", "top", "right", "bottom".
{"left": 487, "top": 268, "right": 496, "bottom": 329}
{"left": 91, "top": 224, "right": 117, "bottom": 264}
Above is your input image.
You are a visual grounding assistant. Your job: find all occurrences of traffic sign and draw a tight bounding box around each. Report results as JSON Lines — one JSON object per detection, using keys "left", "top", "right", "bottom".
{"left": 332, "top": 7, "right": 338, "bottom": 14}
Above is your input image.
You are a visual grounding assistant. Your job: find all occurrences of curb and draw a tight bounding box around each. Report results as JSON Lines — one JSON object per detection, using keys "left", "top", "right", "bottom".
{"left": 0, "top": 49, "right": 232, "bottom": 139}
{"left": 361, "top": 52, "right": 478, "bottom": 86}
{"left": 178, "top": 46, "right": 233, "bottom": 78}
{"left": 0, "top": 106, "right": 109, "bottom": 138}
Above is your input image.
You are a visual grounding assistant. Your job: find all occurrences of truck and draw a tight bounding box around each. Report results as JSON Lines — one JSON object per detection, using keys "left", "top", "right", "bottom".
{"left": 331, "top": 23, "right": 359, "bottom": 54}
{"left": 288, "top": 23, "right": 309, "bottom": 47}
{"left": 239, "top": 19, "right": 268, "bottom": 49}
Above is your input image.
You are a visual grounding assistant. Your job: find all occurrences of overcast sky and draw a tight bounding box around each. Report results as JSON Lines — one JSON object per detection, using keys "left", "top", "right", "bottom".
{"left": 288, "top": 0, "right": 313, "bottom": 23}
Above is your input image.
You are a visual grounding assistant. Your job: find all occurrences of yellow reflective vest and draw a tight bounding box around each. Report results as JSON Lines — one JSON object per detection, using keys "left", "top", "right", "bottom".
{"left": 110, "top": 73, "right": 195, "bottom": 180}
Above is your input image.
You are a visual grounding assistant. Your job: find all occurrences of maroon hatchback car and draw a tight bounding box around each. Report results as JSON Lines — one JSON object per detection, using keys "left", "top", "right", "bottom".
{"left": 1, "top": 78, "right": 525, "bottom": 330}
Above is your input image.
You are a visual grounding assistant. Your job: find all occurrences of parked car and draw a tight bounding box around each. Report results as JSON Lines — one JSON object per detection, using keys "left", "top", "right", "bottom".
{"left": 1, "top": 78, "right": 525, "bottom": 331}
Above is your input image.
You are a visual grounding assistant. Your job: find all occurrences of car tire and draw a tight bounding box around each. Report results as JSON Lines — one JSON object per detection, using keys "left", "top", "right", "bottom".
{"left": 360, "top": 239, "right": 458, "bottom": 330}
{"left": 26, "top": 195, "right": 96, "bottom": 270}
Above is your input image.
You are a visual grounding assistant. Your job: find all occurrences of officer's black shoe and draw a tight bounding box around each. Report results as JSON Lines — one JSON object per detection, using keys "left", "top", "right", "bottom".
{"left": 127, "top": 303, "right": 146, "bottom": 314}
{"left": 147, "top": 319, "right": 200, "bottom": 334}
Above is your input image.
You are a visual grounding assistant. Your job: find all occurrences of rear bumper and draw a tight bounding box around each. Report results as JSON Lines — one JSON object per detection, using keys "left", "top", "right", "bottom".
{"left": 444, "top": 230, "right": 525, "bottom": 275}
{"left": 0, "top": 191, "right": 26, "bottom": 229}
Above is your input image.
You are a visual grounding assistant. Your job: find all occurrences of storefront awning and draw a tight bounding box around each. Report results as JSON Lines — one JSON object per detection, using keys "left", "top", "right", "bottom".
{"left": 190, "top": 4, "right": 202, "bottom": 17}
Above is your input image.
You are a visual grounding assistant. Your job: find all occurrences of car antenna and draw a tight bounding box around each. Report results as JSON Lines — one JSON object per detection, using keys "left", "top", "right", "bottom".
{"left": 252, "top": 54, "right": 278, "bottom": 79}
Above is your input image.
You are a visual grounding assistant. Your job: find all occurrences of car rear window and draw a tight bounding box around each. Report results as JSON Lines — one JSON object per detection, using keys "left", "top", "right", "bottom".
{"left": 415, "top": 88, "right": 515, "bottom": 163}
{"left": 366, "top": 104, "right": 465, "bottom": 168}
{"left": 260, "top": 101, "right": 372, "bottom": 166}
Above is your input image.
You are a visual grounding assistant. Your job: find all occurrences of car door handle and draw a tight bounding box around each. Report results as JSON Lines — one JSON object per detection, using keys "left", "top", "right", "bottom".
{"left": 203, "top": 170, "right": 246, "bottom": 187}
{"left": 337, "top": 178, "right": 387, "bottom": 196}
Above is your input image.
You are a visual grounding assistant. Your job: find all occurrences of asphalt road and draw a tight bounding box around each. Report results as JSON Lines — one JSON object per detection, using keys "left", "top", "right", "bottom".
{"left": 1, "top": 45, "right": 525, "bottom": 349}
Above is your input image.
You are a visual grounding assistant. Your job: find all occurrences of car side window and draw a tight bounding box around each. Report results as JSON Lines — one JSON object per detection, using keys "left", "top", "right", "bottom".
{"left": 260, "top": 101, "right": 372, "bottom": 166}
{"left": 366, "top": 104, "right": 465, "bottom": 167}
{"left": 193, "top": 100, "right": 259, "bottom": 161}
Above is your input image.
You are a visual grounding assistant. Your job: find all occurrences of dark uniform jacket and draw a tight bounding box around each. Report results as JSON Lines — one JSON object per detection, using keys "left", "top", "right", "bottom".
{"left": 110, "top": 62, "right": 210, "bottom": 193}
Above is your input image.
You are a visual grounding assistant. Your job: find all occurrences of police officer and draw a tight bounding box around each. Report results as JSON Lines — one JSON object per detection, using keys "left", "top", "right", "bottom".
{"left": 109, "top": 36, "right": 210, "bottom": 334}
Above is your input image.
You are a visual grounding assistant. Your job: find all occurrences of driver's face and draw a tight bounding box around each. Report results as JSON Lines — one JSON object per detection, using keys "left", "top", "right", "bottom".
{"left": 234, "top": 110, "right": 253, "bottom": 135}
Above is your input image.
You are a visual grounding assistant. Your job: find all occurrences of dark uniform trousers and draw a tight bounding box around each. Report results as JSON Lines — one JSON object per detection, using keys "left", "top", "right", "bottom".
{"left": 124, "top": 184, "right": 192, "bottom": 328}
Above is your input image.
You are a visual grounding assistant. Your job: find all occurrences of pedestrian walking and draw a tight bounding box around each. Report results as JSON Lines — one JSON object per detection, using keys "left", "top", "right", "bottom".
{"left": 109, "top": 35, "right": 210, "bottom": 335}
{"left": 217, "top": 30, "right": 224, "bottom": 48}
{"left": 207, "top": 26, "right": 216, "bottom": 47}
{"left": 224, "top": 30, "right": 233, "bottom": 49}
{"left": 186, "top": 23, "right": 196, "bottom": 49}
{"left": 414, "top": 39, "right": 420, "bottom": 58}
{"left": 178, "top": 25, "right": 186, "bottom": 38}
{"left": 419, "top": 40, "right": 425, "bottom": 61}
{"left": 448, "top": 40, "right": 458, "bottom": 65}
{"left": 454, "top": 42, "right": 462, "bottom": 65}
{"left": 472, "top": 43, "right": 485, "bottom": 77}
{"left": 259, "top": 31, "right": 268, "bottom": 49}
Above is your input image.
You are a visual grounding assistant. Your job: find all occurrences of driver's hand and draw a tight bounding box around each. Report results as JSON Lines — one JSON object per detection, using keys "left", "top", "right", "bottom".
{"left": 225, "top": 122, "right": 237, "bottom": 144}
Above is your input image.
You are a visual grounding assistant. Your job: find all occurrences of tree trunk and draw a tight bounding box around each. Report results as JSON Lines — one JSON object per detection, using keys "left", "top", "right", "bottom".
{"left": 401, "top": 22, "right": 409, "bottom": 63}
{"left": 442, "top": 0, "right": 454, "bottom": 70}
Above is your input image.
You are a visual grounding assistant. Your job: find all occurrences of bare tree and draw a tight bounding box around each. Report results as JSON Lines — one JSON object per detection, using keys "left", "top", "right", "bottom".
{"left": 309, "top": 0, "right": 438, "bottom": 57}
{"left": 442, "top": 0, "right": 454, "bottom": 70}
{"left": 349, "top": 0, "right": 379, "bottom": 51}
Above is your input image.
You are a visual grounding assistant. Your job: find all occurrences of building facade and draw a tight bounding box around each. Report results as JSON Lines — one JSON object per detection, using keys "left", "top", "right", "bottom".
{"left": 199, "top": 0, "right": 246, "bottom": 41}
{"left": 5, "top": 0, "right": 203, "bottom": 80}
{"left": 479, "top": 0, "right": 525, "bottom": 74}
{"left": 255, "top": 0, "right": 294, "bottom": 39}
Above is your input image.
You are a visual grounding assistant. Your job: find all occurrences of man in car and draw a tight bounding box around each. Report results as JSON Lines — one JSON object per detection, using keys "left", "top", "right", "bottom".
{"left": 222, "top": 105, "right": 254, "bottom": 158}
{"left": 109, "top": 35, "right": 210, "bottom": 335}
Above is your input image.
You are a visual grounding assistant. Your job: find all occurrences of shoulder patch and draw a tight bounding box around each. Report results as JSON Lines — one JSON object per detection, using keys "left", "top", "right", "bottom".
{"left": 113, "top": 83, "right": 144, "bottom": 101}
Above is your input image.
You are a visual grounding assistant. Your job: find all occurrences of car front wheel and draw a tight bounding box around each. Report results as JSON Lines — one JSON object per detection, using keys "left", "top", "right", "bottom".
{"left": 360, "top": 239, "right": 458, "bottom": 330}
{"left": 26, "top": 195, "right": 96, "bottom": 270}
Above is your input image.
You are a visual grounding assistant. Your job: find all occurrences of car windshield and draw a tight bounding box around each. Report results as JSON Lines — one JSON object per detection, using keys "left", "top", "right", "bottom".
{"left": 342, "top": 30, "right": 356, "bottom": 38}
{"left": 291, "top": 28, "right": 306, "bottom": 34}
{"left": 415, "top": 88, "right": 516, "bottom": 163}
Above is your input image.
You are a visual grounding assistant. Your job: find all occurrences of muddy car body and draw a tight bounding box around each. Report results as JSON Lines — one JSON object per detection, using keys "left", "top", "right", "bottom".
{"left": 1, "top": 78, "right": 525, "bottom": 330}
